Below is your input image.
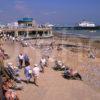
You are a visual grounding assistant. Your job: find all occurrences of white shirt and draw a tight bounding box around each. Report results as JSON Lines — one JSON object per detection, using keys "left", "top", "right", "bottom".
{"left": 58, "top": 61, "right": 63, "bottom": 66}
{"left": 33, "top": 67, "right": 40, "bottom": 77}
{"left": 18, "top": 54, "right": 24, "bottom": 60}
{"left": 13, "top": 37, "right": 15, "bottom": 40}
{"left": 40, "top": 58, "right": 46, "bottom": 65}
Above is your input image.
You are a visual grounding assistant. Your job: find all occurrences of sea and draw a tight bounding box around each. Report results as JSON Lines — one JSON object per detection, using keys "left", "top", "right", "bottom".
{"left": 54, "top": 28, "right": 100, "bottom": 40}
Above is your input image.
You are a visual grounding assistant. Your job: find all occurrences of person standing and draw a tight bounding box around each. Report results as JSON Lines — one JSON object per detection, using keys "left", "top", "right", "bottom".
{"left": 24, "top": 54, "right": 30, "bottom": 66}
{"left": 18, "top": 53, "right": 24, "bottom": 69}
{"left": 33, "top": 64, "right": 40, "bottom": 86}
{"left": 12, "top": 37, "right": 15, "bottom": 43}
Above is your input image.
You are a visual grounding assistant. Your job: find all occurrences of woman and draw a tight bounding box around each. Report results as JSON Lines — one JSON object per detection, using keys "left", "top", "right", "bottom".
{"left": 24, "top": 63, "right": 32, "bottom": 83}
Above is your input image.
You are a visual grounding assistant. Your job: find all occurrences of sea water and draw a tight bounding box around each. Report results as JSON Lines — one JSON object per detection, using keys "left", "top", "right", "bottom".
{"left": 54, "top": 28, "right": 100, "bottom": 40}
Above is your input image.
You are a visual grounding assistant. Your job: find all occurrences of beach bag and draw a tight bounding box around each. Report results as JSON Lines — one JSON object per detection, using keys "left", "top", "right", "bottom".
{"left": 15, "top": 77, "right": 22, "bottom": 83}
{"left": 28, "top": 69, "right": 32, "bottom": 74}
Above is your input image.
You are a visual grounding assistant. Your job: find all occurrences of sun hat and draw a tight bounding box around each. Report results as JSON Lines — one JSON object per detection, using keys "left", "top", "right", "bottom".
{"left": 34, "top": 64, "right": 38, "bottom": 67}
{"left": 8, "top": 62, "right": 13, "bottom": 66}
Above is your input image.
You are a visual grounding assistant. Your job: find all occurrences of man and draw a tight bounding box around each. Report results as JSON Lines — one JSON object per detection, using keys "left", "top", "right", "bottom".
{"left": 24, "top": 54, "right": 30, "bottom": 66}
{"left": 24, "top": 63, "right": 32, "bottom": 83}
{"left": 18, "top": 53, "right": 24, "bottom": 69}
{"left": 40, "top": 57, "right": 47, "bottom": 72}
{"left": 33, "top": 64, "right": 40, "bottom": 86}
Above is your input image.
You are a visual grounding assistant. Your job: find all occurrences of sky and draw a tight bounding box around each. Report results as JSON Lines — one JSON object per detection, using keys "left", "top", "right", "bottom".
{"left": 0, "top": 0, "right": 100, "bottom": 26}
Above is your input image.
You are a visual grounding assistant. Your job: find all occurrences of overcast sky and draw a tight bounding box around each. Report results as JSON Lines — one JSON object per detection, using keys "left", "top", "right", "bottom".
{"left": 0, "top": 0, "right": 100, "bottom": 25}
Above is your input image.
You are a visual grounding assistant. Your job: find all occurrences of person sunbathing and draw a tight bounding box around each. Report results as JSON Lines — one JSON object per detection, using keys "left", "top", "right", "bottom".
{"left": 2, "top": 79, "right": 19, "bottom": 100}
{"left": 64, "top": 68, "right": 82, "bottom": 80}
{"left": 5, "top": 89, "right": 19, "bottom": 100}
{"left": 54, "top": 60, "right": 65, "bottom": 71}
{"left": 5, "top": 63, "right": 19, "bottom": 80}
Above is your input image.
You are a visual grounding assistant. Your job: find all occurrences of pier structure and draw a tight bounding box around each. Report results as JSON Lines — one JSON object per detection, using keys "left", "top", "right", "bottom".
{"left": 1, "top": 27, "right": 53, "bottom": 38}
{"left": 0, "top": 18, "right": 53, "bottom": 39}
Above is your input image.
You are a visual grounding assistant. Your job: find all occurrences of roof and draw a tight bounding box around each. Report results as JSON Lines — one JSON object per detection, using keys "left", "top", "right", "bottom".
{"left": 18, "top": 18, "right": 33, "bottom": 22}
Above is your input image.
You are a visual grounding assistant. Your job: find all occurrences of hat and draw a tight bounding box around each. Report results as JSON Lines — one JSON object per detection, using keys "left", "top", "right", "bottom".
{"left": 7, "top": 62, "right": 13, "bottom": 68}
{"left": 34, "top": 64, "right": 38, "bottom": 67}
{"left": 8, "top": 62, "right": 13, "bottom": 66}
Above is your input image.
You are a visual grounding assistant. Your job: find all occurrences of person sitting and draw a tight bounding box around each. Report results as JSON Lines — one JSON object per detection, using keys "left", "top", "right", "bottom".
{"left": 57, "top": 44, "right": 62, "bottom": 51}
{"left": 5, "top": 89, "right": 19, "bottom": 100}
{"left": 63, "top": 68, "right": 82, "bottom": 80}
{"left": 5, "top": 63, "right": 15, "bottom": 80}
{"left": 2, "top": 79, "right": 18, "bottom": 99}
{"left": 5, "top": 63, "right": 20, "bottom": 80}
{"left": 65, "top": 68, "right": 78, "bottom": 76}
{"left": 54, "top": 60, "right": 65, "bottom": 70}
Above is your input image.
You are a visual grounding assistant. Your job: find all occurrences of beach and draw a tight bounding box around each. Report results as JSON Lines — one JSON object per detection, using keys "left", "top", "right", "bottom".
{"left": 1, "top": 35, "right": 100, "bottom": 100}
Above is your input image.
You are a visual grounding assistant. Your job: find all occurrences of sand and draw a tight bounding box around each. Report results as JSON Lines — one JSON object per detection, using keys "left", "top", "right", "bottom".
{"left": 2, "top": 36, "right": 100, "bottom": 100}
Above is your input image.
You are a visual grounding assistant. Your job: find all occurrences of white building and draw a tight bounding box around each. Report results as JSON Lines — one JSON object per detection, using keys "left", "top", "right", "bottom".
{"left": 78, "top": 21, "right": 96, "bottom": 27}
{"left": 45, "top": 23, "right": 54, "bottom": 28}
{"left": 7, "top": 22, "right": 18, "bottom": 28}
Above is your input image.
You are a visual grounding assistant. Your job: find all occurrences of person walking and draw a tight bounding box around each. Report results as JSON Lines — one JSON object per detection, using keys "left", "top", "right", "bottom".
{"left": 24, "top": 54, "right": 30, "bottom": 66}
{"left": 18, "top": 53, "right": 24, "bottom": 69}
{"left": 33, "top": 64, "right": 40, "bottom": 86}
{"left": 40, "top": 57, "right": 46, "bottom": 73}
{"left": 24, "top": 63, "right": 32, "bottom": 83}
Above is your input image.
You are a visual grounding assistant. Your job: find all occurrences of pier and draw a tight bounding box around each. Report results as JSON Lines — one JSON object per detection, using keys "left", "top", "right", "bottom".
{"left": 1, "top": 27, "right": 53, "bottom": 39}
{"left": 0, "top": 18, "right": 53, "bottom": 39}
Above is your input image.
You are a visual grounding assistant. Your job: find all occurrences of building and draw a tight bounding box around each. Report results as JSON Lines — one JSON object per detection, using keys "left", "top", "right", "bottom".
{"left": 1, "top": 18, "right": 53, "bottom": 39}
{"left": 78, "top": 20, "right": 96, "bottom": 27}
{"left": 18, "top": 18, "right": 33, "bottom": 27}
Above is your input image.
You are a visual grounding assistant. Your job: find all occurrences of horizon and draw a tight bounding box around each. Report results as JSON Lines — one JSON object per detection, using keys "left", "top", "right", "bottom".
{"left": 0, "top": 0, "right": 100, "bottom": 25}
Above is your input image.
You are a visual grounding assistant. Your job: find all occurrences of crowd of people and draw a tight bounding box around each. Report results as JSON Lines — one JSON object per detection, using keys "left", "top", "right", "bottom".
{"left": 0, "top": 33, "right": 54, "bottom": 99}
{"left": 0, "top": 33, "right": 85, "bottom": 100}
{"left": 0, "top": 44, "right": 20, "bottom": 99}
{"left": 53, "top": 60, "right": 82, "bottom": 80}
{"left": 0, "top": 35, "right": 50, "bottom": 99}
{"left": 0, "top": 51, "right": 49, "bottom": 99}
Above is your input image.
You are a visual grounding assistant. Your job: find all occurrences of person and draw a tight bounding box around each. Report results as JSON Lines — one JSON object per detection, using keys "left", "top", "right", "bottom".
{"left": 0, "top": 76, "right": 5, "bottom": 100}
{"left": 5, "top": 89, "right": 19, "bottom": 100}
{"left": 12, "top": 37, "right": 15, "bottom": 43}
{"left": 89, "top": 49, "right": 95, "bottom": 59}
{"left": 57, "top": 44, "right": 62, "bottom": 51}
{"left": 24, "top": 63, "right": 32, "bottom": 83}
{"left": 18, "top": 53, "right": 24, "bottom": 69}
{"left": 64, "top": 68, "right": 78, "bottom": 76}
{"left": 32, "top": 64, "right": 40, "bottom": 86}
{"left": 0, "top": 48, "right": 9, "bottom": 79}
{"left": 24, "top": 54, "right": 30, "bottom": 66}
{"left": 6, "top": 63, "right": 15, "bottom": 80}
{"left": 2, "top": 79, "right": 19, "bottom": 100}
{"left": 40, "top": 57, "right": 46, "bottom": 72}
{"left": 50, "top": 42, "right": 54, "bottom": 49}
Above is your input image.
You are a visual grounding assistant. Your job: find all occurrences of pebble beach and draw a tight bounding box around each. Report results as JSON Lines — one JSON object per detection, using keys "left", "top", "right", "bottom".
{"left": 1, "top": 35, "right": 100, "bottom": 100}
